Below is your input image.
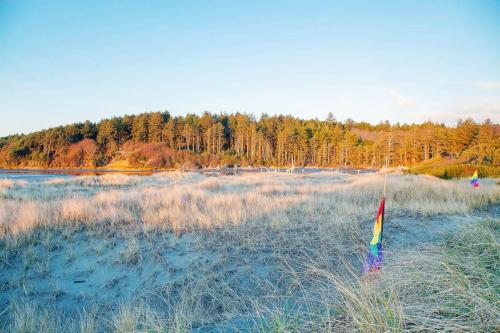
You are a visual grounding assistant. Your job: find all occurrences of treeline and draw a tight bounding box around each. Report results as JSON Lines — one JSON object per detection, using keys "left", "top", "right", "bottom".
{"left": 0, "top": 111, "right": 498, "bottom": 169}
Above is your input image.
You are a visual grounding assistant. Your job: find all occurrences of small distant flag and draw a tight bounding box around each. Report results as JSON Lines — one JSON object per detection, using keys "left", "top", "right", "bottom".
{"left": 471, "top": 170, "right": 479, "bottom": 188}
{"left": 364, "top": 197, "right": 385, "bottom": 273}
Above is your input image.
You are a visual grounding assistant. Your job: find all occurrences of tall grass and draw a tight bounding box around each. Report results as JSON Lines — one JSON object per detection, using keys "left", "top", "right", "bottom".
{"left": 409, "top": 157, "right": 500, "bottom": 179}
{"left": 1, "top": 173, "right": 498, "bottom": 238}
{"left": 0, "top": 172, "right": 498, "bottom": 332}
{"left": 302, "top": 219, "right": 499, "bottom": 332}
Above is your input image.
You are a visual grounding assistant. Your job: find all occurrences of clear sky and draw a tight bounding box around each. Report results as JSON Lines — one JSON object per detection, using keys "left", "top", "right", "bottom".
{"left": 1, "top": 0, "right": 499, "bottom": 136}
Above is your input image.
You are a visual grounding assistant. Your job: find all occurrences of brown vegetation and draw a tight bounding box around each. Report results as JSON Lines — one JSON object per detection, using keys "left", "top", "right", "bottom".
{"left": 0, "top": 173, "right": 498, "bottom": 332}
{"left": 1, "top": 173, "right": 498, "bottom": 237}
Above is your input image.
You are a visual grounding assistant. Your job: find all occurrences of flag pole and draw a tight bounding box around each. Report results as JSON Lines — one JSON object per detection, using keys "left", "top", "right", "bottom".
{"left": 364, "top": 154, "right": 388, "bottom": 273}
{"left": 383, "top": 155, "right": 388, "bottom": 197}
{"left": 380, "top": 155, "right": 388, "bottom": 261}
{"left": 384, "top": 135, "right": 391, "bottom": 197}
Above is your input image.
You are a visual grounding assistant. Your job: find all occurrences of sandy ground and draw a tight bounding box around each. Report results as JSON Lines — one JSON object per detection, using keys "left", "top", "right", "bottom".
{"left": 0, "top": 172, "right": 498, "bottom": 331}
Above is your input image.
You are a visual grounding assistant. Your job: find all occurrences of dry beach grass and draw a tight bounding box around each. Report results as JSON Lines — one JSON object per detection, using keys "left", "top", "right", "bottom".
{"left": 0, "top": 172, "right": 499, "bottom": 332}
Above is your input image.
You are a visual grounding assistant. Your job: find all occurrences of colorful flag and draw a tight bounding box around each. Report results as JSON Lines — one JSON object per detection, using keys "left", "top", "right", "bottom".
{"left": 364, "top": 197, "right": 385, "bottom": 272}
{"left": 471, "top": 170, "right": 479, "bottom": 188}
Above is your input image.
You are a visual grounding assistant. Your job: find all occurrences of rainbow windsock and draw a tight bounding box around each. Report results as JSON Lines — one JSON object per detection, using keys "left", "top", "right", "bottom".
{"left": 364, "top": 197, "right": 385, "bottom": 272}
{"left": 471, "top": 170, "right": 479, "bottom": 188}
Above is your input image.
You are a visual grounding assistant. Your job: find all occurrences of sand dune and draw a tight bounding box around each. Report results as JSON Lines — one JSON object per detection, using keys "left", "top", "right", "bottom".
{"left": 0, "top": 172, "right": 498, "bottom": 332}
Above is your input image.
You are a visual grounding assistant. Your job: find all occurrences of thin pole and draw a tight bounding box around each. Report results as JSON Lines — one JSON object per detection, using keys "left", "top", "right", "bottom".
{"left": 383, "top": 135, "right": 392, "bottom": 197}
{"left": 383, "top": 155, "right": 388, "bottom": 197}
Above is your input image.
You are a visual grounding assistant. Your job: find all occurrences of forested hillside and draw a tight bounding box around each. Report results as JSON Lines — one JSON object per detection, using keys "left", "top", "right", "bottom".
{"left": 0, "top": 112, "right": 498, "bottom": 174}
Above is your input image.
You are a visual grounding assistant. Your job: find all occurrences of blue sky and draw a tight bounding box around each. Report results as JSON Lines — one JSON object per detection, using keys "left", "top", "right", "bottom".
{"left": 1, "top": 0, "right": 499, "bottom": 136}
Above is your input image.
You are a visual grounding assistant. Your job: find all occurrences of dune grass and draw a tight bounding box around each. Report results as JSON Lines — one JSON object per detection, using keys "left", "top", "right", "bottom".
{"left": 1, "top": 173, "right": 498, "bottom": 237}
{"left": 0, "top": 172, "right": 498, "bottom": 332}
{"left": 303, "top": 219, "right": 499, "bottom": 332}
{"left": 409, "top": 157, "right": 500, "bottom": 179}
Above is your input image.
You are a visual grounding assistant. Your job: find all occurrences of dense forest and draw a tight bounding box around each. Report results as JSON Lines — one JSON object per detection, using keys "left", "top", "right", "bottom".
{"left": 0, "top": 111, "right": 498, "bottom": 173}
